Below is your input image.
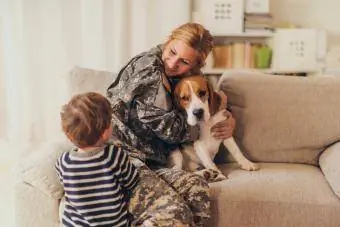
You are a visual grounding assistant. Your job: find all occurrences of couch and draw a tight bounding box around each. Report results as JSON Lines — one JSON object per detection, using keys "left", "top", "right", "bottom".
{"left": 14, "top": 68, "right": 340, "bottom": 227}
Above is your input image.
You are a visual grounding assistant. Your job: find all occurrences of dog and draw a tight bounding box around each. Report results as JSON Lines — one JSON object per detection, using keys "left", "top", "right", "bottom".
{"left": 168, "top": 75, "right": 259, "bottom": 181}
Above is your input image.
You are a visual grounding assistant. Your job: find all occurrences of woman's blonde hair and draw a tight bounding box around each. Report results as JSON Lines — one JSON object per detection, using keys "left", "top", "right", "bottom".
{"left": 165, "top": 22, "right": 214, "bottom": 69}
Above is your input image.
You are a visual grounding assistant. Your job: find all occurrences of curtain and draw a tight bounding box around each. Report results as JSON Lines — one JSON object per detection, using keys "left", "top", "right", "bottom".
{"left": 0, "top": 0, "right": 191, "bottom": 153}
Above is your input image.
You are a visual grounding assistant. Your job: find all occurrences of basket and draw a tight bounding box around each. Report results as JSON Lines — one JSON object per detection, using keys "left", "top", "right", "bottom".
{"left": 200, "top": 0, "right": 244, "bottom": 35}
{"left": 245, "top": 0, "right": 270, "bottom": 13}
{"left": 271, "top": 29, "right": 320, "bottom": 71}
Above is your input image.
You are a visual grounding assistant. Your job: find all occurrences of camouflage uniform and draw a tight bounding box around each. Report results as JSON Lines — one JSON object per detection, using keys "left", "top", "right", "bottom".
{"left": 107, "top": 45, "right": 210, "bottom": 226}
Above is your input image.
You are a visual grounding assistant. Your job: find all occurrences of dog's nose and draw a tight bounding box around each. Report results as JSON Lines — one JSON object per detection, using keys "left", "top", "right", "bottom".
{"left": 193, "top": 108, "right": 204, "bottom": 120}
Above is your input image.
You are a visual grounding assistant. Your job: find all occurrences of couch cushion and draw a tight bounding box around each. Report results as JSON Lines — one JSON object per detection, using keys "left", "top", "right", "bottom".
{"left": 14, "top": 182, "right": 61, "bottom": 227}
{"left": 66, "top": 66, "right": 116, "bottom": 98}
{"left": 209, "top": 163, "right": 340, "bottom": 227}
{"left": 218, "top": 73, "right": 340, "bottom": 165}
{"left": 319, "top": 141, "right": 340, "bottom": 198}
{"left": 15, "top": 141, "right": 72, "bottom": 199}
{"left": 15, "top": 67, "right": 116, "bottom": 199}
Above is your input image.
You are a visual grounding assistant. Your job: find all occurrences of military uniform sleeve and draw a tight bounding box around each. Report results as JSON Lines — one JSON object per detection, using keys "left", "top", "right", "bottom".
{"left": 134, "top": 97, "right": 199, "bottom": 144}
{"left": 132, "top": 64, "right": 199, "bottom": 144}
{"left": 107, "top": 51, "right": 199, "bottom": 144}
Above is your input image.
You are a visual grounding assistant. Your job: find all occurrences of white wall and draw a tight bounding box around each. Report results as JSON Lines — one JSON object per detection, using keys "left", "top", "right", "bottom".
{"left": 0, "top": 0, "right": 192, "bottom": 148}
{"left": 271, "top": 0, "right": 340, "bottom": 48}
{"left": 0, "top": 28, "right": 5, "bottom": 139}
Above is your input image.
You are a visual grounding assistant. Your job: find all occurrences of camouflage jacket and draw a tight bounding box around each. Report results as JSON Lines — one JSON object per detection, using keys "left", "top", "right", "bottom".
{"left": 107, "top": 45, "right": 199, "bottom": 167}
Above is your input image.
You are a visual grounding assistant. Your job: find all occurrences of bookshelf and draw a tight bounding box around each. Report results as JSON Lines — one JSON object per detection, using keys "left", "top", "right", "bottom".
{"left": 193, "top": 0, "right": 323, "bottom": 76}
{"left": 211, "top": 31, "right": 274, "bottom": 38}
{"left": 202, "top": 67, "right": 319, "bottom": 75}
{"left": 203, "top": 32, "right": 322, "bottom": 77}
{"left": 205, "top": 33, "right": 275, "bottom": 75}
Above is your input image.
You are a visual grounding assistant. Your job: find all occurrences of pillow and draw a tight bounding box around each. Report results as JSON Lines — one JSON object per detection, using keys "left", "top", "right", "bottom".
{"left": 15, "top": 67, "right": 117, "bottom": 199}
{"left": 218, "top": 72, "right": 340, "bottom": 165}
{"left": 319, "top": 141, "right": 340, "bottom": 198}
{"left": 66, "top": 66, "right": 116, "bottom": 97}
{"left": 15, "top": 141, "right": 73, "bottom": 199}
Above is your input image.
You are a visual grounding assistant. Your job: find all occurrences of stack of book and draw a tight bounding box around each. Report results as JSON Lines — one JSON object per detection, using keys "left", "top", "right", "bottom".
{"left": 212, "top": 42, "right": 272, "bottom": 69}
{"left": 244, "top": 13, "right": 274, "bottom": 34}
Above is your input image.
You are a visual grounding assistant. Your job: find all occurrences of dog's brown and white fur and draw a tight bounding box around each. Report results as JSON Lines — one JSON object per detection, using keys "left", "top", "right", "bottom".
{"left": 168, "top": 75, "right": 259, "bottom": 181}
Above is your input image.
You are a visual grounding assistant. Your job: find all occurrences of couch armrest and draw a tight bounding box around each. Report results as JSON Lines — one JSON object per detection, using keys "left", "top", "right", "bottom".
{"left": 14, "top": 141, "right": 72, "bottom": 199}
{"left": 14, "top": 182, "right": 61, "bottom": 227}
{"left": 319, "top": 141, "right": 340, "bottom": 198}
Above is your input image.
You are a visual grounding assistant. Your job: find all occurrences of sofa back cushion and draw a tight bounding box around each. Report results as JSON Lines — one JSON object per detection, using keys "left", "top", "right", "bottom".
{"left": 15, "top": 67, "right": 117, "bottom": 197}
{"left": 67, "top": 66, "right": 116, "bottom": 98}
{"left": 15, "top": 141, "right": 72, "bottom": 199}
{"left": 218, "top": 72, "right": 340, "bottom": 165}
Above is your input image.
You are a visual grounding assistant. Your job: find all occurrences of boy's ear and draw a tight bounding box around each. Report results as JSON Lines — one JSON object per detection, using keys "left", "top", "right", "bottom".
{"left": 101, "top": 125, "right": 113, "bottom": 143}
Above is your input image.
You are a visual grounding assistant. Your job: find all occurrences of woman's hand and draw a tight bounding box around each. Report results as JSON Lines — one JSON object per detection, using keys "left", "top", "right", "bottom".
{"left": 210, "top": 111, "right": 236, "bottom": 140}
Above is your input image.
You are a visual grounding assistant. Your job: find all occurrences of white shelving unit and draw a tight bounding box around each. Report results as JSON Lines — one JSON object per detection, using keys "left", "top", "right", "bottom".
{"left": 211, "top": 31, "right": 274, "bottom": 38}
{"left": 193, "top": 0, "right": 324, "bottom": 77}
{"left": 203, "top": 32, "right": 276, "bottom": 76}
{"left": 202, "top": 67, "right": 320, "bottom": 75}
{"left": 202, "top": 29, "right": 323, "bottom": 76}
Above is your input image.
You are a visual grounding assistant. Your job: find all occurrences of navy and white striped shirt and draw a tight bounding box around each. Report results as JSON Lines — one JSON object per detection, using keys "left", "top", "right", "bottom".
{"left": 55, "top": 144, "right": 139, "bottom": 227}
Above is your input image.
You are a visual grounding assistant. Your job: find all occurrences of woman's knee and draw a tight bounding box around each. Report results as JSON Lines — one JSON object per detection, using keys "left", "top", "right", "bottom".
{"left": 156, "top": 201, "right": 193, "bottom": 225}
{"left": 180, "top": 172, "right": 210, "bottom": 196}
{"left": 142, "top": 219, "right": 190, "bottom": 227}
{"left": 129, "top": 167, "right": 194, "bottom": 226}
{"left": 157, "top": 168, "right": 209, "bottom": 193}
{"left": 175, "top": 172, "right": 211, "bottom": 224}
{"left": 188, "top": 172, "right": 209, "bottom": 187}
{"left": 135, "top": 199, "right": 193, "bottom": 226}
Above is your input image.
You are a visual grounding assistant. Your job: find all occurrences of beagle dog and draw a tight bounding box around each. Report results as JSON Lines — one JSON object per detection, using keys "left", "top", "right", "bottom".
{"left": 168, "top": 75, "right": 259, "bottom": 181}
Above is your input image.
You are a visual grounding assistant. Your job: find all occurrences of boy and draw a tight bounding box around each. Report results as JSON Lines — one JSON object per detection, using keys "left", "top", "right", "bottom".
{"left": 55, "top": 92, "right": 139, "bottom": 227}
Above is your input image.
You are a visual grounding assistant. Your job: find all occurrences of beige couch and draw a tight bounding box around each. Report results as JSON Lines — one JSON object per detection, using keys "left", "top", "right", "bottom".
{"left": 14, "top": 68, "right": 340, "bottom": 227}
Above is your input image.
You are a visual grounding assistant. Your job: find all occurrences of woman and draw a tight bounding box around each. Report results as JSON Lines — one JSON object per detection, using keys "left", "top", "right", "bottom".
{"left": 107, "top": 22, "right": 235, "bottom": 227}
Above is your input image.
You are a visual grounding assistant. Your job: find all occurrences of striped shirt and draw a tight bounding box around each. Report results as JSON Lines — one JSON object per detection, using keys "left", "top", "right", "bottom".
{"left": 55, "top": 144, "right": 139, "bottom": 227}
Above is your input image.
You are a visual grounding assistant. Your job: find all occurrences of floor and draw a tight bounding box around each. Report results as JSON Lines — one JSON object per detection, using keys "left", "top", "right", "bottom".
{"left": 0, "top": 141, "right": 17, "bottom": 226}
{"left": 0, "top": 161, "right": 15, "bottom": 226}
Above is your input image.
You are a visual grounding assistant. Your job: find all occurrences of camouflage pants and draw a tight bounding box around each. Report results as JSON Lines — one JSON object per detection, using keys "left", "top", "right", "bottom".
{"left": 129, "top": 161, "right": 210, "bottom": 227}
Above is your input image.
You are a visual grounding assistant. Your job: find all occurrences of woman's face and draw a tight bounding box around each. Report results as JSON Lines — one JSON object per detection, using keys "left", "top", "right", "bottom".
{"left": 162, "top": 39, "right": 198, "bottom": 77}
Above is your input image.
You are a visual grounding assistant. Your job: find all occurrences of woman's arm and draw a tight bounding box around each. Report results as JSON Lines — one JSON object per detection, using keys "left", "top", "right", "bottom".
{"left": 210, "top": 92, "right": 236, "bottom": 140}
{"left": 134, "top": 98, "right": 199, "bottom": 144}
{"left": 108, "top": 52, "right": 199, "bottom": 144}
{"left": 210, "top": 110, "right": 236, "bottom": 140}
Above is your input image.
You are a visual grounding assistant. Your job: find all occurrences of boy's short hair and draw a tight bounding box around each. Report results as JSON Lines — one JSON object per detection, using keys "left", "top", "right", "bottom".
{"left": 61, "top": 92, "right": 112, "bottom": 148}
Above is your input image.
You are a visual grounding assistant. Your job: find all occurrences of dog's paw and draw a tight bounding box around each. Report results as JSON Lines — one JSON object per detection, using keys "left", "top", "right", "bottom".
{"left": 240, "top": 161, "right": 259, "bottom": 171}
{"left": 202, "top": 169, "right": 227, "bottom": 182}
{"left": 170, "top": 164, "right": 183, "bottom": 170}
{"left": 215, "top": 172, "right": 227, "bottom": 181}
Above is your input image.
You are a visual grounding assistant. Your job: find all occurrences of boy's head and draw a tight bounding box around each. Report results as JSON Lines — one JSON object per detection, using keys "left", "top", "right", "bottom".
{"left": 61, "top": 92, "right": 112, "bottom": 148}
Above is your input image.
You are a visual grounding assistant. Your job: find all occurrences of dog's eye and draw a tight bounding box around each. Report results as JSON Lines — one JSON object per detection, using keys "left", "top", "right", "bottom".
{"left": 198, "top": 90, "right": 206, "bottom": 97}
{"left": 181, "top": 96, "right": 190, "bottom": 101}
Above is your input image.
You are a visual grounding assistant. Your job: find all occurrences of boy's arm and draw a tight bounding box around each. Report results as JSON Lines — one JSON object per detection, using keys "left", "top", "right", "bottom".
{"left": 55, "top": 156, "right": 63, "bottom": 183}
{"left": 116, "top": 146, "right": 139, "bottom": 191}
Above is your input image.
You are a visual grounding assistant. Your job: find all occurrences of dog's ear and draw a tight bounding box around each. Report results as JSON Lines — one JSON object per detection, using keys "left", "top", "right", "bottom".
{"left": 207, "top": 81, "right": 222, "bottom": 116}
{"left": 173, "top": 81, "right": 183, "bottom": 111}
